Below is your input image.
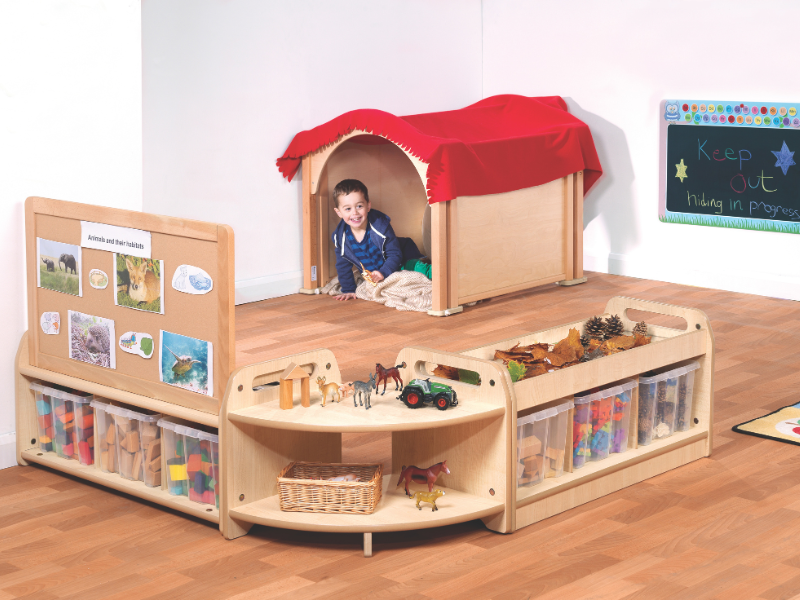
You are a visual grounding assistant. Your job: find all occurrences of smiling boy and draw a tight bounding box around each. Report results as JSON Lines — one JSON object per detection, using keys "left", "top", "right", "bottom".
{"left": 331, "top": 179, "right": 418, "bottom": 301}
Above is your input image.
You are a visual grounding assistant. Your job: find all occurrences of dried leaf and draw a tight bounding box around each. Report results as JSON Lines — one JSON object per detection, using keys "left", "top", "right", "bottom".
{"left": 552, "top": 328, "right": 585, "bottom": 360}
{"left": 633, "top": 333, "right": 652, "bottom": 347}
{"left": 433, "top": 364, "right": 459, "bottom": 380}
{"left": 605, "top": 335, "right": 636, "bottom": 351}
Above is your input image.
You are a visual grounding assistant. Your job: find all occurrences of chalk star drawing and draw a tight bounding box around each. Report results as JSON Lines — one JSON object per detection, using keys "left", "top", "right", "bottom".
{"left": 772, "top": 141, "right": 796, "bottom": 175}
{"left": 675, "top": 158, "right": 688, "bottom": 182}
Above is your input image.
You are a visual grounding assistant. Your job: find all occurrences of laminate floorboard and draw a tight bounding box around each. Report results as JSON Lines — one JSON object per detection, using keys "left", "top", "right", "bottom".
{"left": 3, "top": 272, "right": 800, "bottom": 599}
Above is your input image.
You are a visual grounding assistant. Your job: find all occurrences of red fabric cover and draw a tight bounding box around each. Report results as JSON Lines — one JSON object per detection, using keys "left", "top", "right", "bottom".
{"left": 277, "top": 95, "right": 602, "bottom": 204}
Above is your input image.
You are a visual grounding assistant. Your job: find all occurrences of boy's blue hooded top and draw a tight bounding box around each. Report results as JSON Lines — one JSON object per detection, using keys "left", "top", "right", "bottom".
{"left": 332, "top": 209, "right": 402, "bottom": 294}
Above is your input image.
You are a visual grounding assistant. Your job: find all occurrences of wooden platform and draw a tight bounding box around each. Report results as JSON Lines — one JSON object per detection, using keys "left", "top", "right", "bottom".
{"left": 4, "top": 272, "right": 800, "bottom": 599}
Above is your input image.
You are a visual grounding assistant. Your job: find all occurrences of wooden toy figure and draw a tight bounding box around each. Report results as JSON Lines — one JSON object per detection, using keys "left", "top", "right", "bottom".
{"left": 411, "top": 489, "right": 445, "bottom": 511}
{"left": 279, "top": 362, "right": 310, "bottom": 409}
{"left": 316, "top": 376, "right": 341, "bottom": 407}
{"left": 375, "top": 361, "right": 405, "bottom": 395}
{"left": 396, "top": 460, "right": 450, "bottom": 497}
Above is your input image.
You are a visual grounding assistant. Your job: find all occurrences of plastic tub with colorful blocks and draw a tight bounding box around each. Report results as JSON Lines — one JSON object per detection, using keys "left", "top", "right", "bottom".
{"left": 159, "top": 418, "right": 219, "bottom": 508}
{"left": 104, "top": 404, "right": 162, "bottom": 486}
{"left": 30, "top": 383, "right": 93, "bottom": 464}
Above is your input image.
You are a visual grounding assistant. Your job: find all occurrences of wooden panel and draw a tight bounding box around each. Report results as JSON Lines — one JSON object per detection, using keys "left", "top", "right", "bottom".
{"left": 515, "top": 436, "right": 708, "bottom": 530}
{"left": 20, "top": 450, "right": 219, "bottom": 523}
{"left": 455, "top": 178, "right": 567, "bottom": 301}
{"left": 392, "top": 347, "right": 515, "bottom": 533}
{"left": 430, "top": 201, "right": 449, "bottom": 312}
{"left": 26, "top": 197, "right": 234, "bottom": 406}
{"left": 573, "top": 171, "right": 584, "bottom": 279}
{"left": 220, "top": 349, "right": 344, "bottom": 539}
{"left": 302, "top": 156, "right": 318, "bottom": 289}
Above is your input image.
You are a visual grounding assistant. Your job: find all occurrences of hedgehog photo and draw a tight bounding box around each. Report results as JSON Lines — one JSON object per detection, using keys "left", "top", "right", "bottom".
{"left": 68, "top": 311, "right": 115, "bottom": 369}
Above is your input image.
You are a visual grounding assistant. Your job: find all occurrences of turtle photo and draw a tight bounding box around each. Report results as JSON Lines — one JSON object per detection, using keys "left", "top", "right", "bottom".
{"left": 163, "top": 345, "right": 201, "bottom": 378}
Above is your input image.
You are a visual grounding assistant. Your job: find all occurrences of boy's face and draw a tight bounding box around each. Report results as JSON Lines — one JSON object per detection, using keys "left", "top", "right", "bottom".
{"left": 334, "top": 191, "right": 370, "bottom": 231}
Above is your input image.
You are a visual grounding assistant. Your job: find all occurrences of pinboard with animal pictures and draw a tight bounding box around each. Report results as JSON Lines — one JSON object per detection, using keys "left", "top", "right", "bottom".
{"left": 25, "top": 197, "right": 234, "bottom": 415}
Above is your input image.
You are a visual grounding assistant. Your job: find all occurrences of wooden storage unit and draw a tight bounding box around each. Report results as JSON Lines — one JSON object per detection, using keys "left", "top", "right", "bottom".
{"left": 460, "top": 296, "right": 714, "bottom": 531}
{"left": 15, "top": 335, "right": 221, "bottom": 524}
{"left": 297, "top": 131, "right": 586, "bottom": 316}
{"left": 220, "top": 347, "right": 513, "bottom": 554}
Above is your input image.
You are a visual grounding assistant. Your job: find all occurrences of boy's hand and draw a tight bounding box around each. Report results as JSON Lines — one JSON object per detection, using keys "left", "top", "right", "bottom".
{"left": 336, "top": 292, "right": 358, "bottom": 301}
{"left": 369, "top": 270, "right": 384, "bottom": 283}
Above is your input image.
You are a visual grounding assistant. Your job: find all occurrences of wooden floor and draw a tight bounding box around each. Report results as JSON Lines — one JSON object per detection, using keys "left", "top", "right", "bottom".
{"left": 4, "top": 272, "right": 800, "bottom": 599}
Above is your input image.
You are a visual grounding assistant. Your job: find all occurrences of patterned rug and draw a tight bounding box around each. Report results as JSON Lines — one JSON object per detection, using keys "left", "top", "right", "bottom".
{"left": 733, "top": 402, "right": 800, "bottom": 446}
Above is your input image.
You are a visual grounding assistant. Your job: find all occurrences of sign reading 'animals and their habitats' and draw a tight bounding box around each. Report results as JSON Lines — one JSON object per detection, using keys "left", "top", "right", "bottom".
{"left": 663, "top": 100, "right": 799, "bottom": 234}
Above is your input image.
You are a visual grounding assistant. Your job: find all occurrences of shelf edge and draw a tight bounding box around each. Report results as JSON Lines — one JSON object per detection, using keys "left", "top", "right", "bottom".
{"left": 227, "top": 404, "right": 505, "bottom": 432}
{"left": 21, "top": 449, "right": 220, "bottom": 525}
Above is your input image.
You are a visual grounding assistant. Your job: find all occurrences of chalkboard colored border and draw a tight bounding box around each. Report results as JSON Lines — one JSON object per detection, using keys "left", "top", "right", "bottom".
{"left": 664, "top": 99, "right": 800, "bottom": 129}
{"left": 661, "top": 116, "right": 800, "bottom": 235}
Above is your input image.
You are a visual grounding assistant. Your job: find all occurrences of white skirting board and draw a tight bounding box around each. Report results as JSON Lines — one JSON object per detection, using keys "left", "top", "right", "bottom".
{"left": 584, "top": 251, "right": 800, "bottom": 302}
{"left": 0, "top": 433, "right": 16, "bottom": 470}
{"left": 235, "top": 271, "right": 304, "bottom": 305}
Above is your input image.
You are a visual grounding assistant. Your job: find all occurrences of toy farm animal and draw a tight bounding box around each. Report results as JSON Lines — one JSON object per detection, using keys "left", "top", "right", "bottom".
{"left": 316, "top": 376, "right": 341, "bottom": 407}
{"left": 353, "top": 373, "right": 376, "bottom": 410}
{"left": 163, "top": 345, "right": 200, "bottom": 378}
{"left": 41, "top": 257, "right": 55, "bottom": 272}
{"left": 396, "top": 460, "right": 450, "bottom": 497}
{"left": 411, "top": 489, "right": 445, "bottom": 511}
{"left": 375, "top": 361, "right": 406, "bottom": 395}
{"left": 338, "top": 382, "right": 354, "bottom": 399}
{"left": 125, "top": 257, "right": 160, "bottom": 304}
{"left": 59, "top": 253, "right": 77, "bottom": 274}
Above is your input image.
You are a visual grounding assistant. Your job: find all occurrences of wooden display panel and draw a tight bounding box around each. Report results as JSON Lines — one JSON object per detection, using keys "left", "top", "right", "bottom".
{"left": 25, "top": 197, "right": 234, "bottom": 414}
{"left": 454, "top": 178, "right": 571, "bottom": 304}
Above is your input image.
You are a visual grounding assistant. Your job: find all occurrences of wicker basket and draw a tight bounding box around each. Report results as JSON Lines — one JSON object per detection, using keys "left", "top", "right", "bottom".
{"left": 277, "top": 462, "right": 383, "bottom": 514}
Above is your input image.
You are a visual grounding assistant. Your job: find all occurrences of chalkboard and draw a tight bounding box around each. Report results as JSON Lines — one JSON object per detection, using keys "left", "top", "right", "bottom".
{"left": 665, "top": 124, "right": 800, "bottom": 233}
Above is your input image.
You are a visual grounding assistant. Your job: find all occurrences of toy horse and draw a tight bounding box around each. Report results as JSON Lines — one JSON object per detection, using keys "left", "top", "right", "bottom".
{"left": 411, "top": 489, "right": 445, "bottom": 511}
{"left": 396, "top": 460, "right": 450, "bottom": 497}
{"left": 375, "top": 361, "right": 405, "bottom": 395}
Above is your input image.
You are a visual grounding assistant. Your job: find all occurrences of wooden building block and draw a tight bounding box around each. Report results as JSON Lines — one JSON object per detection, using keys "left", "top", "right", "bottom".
{"left": 300, "top": 377, "right": 310, "bottom": 408}
{"left": 279, "top": 379, "right": 293, "bottom": 410}
{"left": 105, "top": 423, "right": 115, "bottom": 445}
{"left": 121, "top": 431, "right": 139, "bottom": 453}
{"left": 518, "top": 438, "right": 543, "bottom": 459}
{"left": 118, "top": 450, "right": 134, "bottom": 477}
{"left": 132, "top": 451, "right": 143, "bottom": 479}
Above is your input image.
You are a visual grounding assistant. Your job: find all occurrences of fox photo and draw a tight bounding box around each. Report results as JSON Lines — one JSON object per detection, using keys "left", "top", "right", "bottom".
{"left": 114, "top": 253, "right": 164, "bottom": 314}
{"left": 37, "top": 238, "right": 82, "bottom": 297}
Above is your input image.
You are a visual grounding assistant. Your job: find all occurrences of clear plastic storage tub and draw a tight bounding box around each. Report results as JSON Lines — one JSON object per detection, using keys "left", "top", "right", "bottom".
{"left": 572, "top": 396, "right": 592, "bottom": 469}
{"left": 638, "top": 364, "right": 694, "bottom": 445}
{"left": 158, "top": 418, "right": 220, "bottom": 508}
{"left": 675, "top": 361, "right": 700, "bottom": 432}
{"left": 30, "top": 383, "right": 92, "bottom": 463}
{"left": 105, "top": 405, "right": 162, "bottom": 486}
{"left": 516, "top": 408, "right": 553, "bottom": 487}
{"left": 545, "top": 400, "right": 572, "bottom": 479}
{"left": 159, "top": 419, "right": 189, "bottom": 496}
{"left": 610, "top": 379, "right": 638, "bottom": 454}
{"left": 91, "top": 399, "right": 117, "bottom": 473}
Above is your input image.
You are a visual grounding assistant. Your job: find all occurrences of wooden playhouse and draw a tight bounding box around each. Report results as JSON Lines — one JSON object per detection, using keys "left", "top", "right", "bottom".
{"left": 277, "top": 95, "right": 603, "bottom": 315}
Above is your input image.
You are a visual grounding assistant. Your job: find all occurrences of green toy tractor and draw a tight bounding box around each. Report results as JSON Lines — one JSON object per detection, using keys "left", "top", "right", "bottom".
{"left": 398, "top": 378, "right": 458, "bottom": 410}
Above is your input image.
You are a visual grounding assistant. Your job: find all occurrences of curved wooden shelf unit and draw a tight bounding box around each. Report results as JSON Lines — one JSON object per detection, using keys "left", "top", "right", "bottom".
{"left": 229, "top": 476, "right": 504, "bottom": 534}
{"left": 20, "top": 449, "right": 219, "bottom": 524}
{"left": 228, "top": 395, "right": 504, "bottom": 432}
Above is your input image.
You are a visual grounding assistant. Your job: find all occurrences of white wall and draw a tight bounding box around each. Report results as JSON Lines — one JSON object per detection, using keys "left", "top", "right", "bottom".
{"left": 0, "top": 1, "right": 142, "bottom": 468}
{"left": 141, "top": 0, "right": 483, "bottom": 303}
{"left": 484, "top": 0, "right": 800, "bottom": 301}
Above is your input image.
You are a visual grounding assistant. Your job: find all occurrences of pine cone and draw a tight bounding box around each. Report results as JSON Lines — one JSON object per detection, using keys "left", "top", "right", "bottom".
{"left": 580, "top": 333, "right": 591, "bottom": 348}
{"left": 633, "top": 321, "right": 648, "bottom": 337}
{"left": 585, "top": 316, "right": 605, "bottom": 340}
{"left": 604, "top": 314, "right": 624, "bottom": 339}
